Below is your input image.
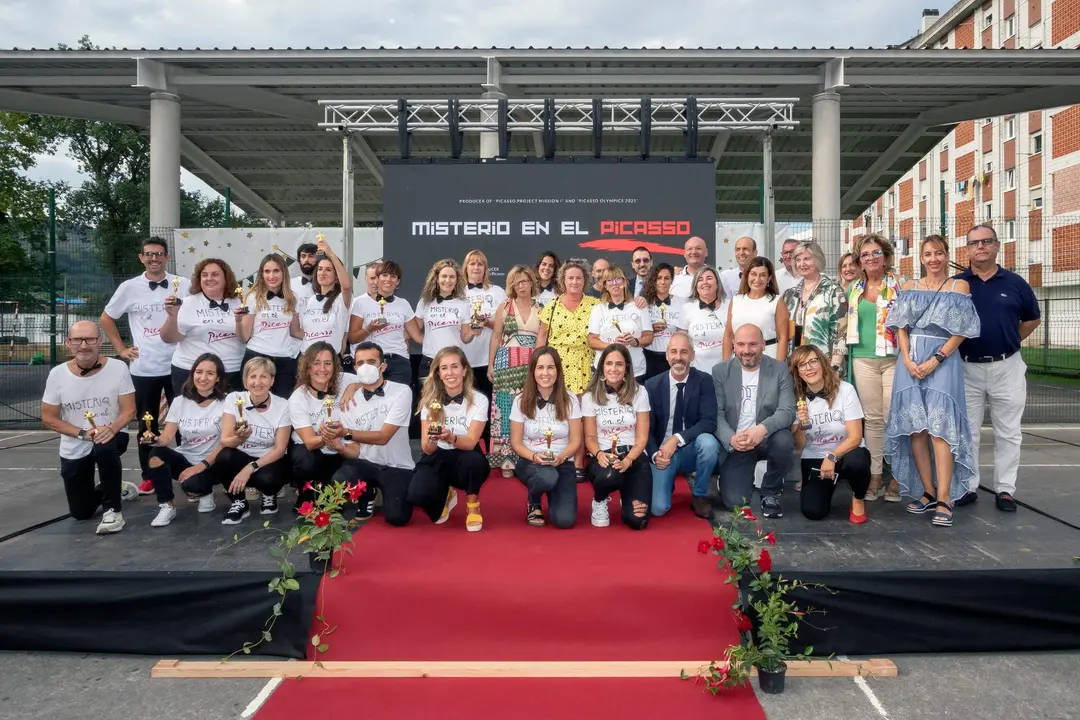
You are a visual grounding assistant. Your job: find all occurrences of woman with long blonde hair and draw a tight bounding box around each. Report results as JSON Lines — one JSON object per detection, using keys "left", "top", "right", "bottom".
{"left": 406, "top": 259, "right": 481, "bottom": 381}
{"left": 462, "top": 249, "right": 506, "bottom": 405}
{"left": 408, "top": 346, "right": 490, "bottom": 532}
{"left": 237, "top": 253, "right": 301, "bottom": 398}
{"left": 487, "top": 264, "right": 543, "bottom": 475}
{"left": 587, "top": 265, "right": 653, "bottom": 382}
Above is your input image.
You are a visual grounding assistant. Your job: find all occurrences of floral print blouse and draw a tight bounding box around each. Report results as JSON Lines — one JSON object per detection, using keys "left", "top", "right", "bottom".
{"left": 783, "top": 274, "right": 848, "bottom": 372}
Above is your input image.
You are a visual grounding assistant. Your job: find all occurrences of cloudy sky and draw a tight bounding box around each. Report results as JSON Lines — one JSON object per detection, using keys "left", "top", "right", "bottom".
{"left": 3, "top": 0, "right": 938, "bottom": 196}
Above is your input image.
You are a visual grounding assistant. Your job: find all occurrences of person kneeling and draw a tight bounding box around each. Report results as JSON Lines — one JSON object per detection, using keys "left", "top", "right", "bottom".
{"left": 323, "top": 342, "right": 415, "bottom": 526}
{"left": 143, "top": 353, "right": 227, "bottom": 526}
{"left": 408, "top": 347, "right": 489, "bottom": 531}
{"left": 790, "top": 346, "right": 871, "bottom": 523}
{"left": 582, "top": 344, "right": 652, "bottom": 529}
{"left": 208, "top": 357, "right": 292, "bottom": 524}
{"left": 510, "top": 347, "right": 582, "bottom": 528}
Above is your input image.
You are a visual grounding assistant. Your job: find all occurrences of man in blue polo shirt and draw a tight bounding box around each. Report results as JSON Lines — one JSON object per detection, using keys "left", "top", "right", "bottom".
{"left": 954, "top": 223, "right": 1041, "bottom": 512}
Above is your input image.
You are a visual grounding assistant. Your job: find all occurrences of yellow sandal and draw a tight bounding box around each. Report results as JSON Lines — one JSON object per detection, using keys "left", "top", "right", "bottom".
{"left": 466, "top": 501, "right": 483, "bottom": 532}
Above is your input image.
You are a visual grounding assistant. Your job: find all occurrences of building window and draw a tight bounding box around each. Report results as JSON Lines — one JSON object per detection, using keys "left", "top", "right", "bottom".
{"left": 1004, "top": 15, "right": 1016, "bottom": 38}
{"left": 983, "top": 13, "right": 993, "bottom": 29}
{"left": 1005, "top": 168, "right": 1016, "bottom": 190}
{"left": 1004, "top": 117, "right": 1016, "bottom": 140}
{"left": 1031, "top": 133, "right": 1043, "bottom": 155}
{"left": 984, "top": 118, "right": 993, "bottom": 125}
{"left": 984, "top": 202, "right": 993, "bottom": 219}
{"left": 984, "top": 159, "right": 994, "bottom": 173}
{"left": 1005, "top": 220, "right": 1016, "bottom": 240}
{"left": 1032, "top": 196, "right": 1043, "bottom": 210}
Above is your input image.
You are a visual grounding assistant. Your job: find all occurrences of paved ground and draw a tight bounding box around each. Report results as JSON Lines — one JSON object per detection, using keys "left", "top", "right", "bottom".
{"left": 0, "top": 426, "right": 1078, "bottom": 719}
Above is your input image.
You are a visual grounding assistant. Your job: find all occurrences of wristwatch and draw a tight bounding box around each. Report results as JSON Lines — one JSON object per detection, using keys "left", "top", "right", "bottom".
{"left": 77, "top": 428, "right": 88, "bottom": 441}
{"left": 825, "top": 452, "right": 838, "bottom": 463}
{"left": 934, "top": 351, "right": 947, "bottom": 363}
{"left": 248, "top": 460, "right": 260, "bottom": 471}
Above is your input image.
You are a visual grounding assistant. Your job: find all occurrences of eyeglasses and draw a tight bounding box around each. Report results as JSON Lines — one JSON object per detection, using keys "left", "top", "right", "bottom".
{"left": 141, "top": 251, "right": 167, "bottom": 259}
{"left": 859, "top": 249, "right": 884, "bottom": 260}
{"left": 797, "top": 358, "right": 821, "bottom": 370}
{"left": 68, "top": 337, "right": 100, "bottom": 346}
{"left": 605, "top": 277, "right": 624, "bottom": 285}
{"left": 966, "top": 238, "right": 997, "bottom": 247}
{"left": 632, "top": 258, "right": 651, "bottom": 265}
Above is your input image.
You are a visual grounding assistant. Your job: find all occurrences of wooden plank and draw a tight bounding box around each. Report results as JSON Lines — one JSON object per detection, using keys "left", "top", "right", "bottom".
{"left": 151, "top": 658, "right": 898, "bottom": 679}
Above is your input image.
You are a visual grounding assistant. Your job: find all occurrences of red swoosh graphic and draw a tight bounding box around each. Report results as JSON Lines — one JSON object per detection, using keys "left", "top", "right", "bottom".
{"left": 578, "top": 239, "right": 685, "bottom": 256}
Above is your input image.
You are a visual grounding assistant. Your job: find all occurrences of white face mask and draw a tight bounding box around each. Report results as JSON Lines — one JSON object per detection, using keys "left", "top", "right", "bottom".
{"left": 354, "top": 363, "right": 381, "bottom": 385}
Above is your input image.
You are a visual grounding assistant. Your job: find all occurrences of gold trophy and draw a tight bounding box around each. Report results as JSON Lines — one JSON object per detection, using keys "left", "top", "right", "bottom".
{"left": 609, "top": 435, "right": 619, "bottom": 459}
{"left": 322, "top": 395, "right": 337, "bottom": 429}
{"left": 470, "top": 296, "right": 484, "bottom": 329}
{"left": 427, "top": 400, "right": 444, "bottom": 435}
{"left": 235, "top": 282, "right": 249, "bottom": 314}
{"left": 141, "top": 411, "right": 155, "bottom": 443}
{"left": 171, "top": 276, "right": 183, "bottom": 307}
{"left": 234, "top": 395, "right": 248, "bottom": 430}
{"left": 611, "top": 317, "right": 623, "bottom": 335}
{"left": 797, "top": 399, "right": 813, "bottom": 430}
{"left": 83, "top": 410, "right": 97, "bottom": 432}
{"left": 654, "top": 304, "right": 667, "bottom": 333}
{"left": 541, "top": 427, "right": 556, "bottom": 462}
{"left": 372, "top": 296, "right": 388, "bottom": 327}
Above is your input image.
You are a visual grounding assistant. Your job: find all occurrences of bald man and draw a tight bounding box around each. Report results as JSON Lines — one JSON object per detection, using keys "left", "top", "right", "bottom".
{"left": 41, "top": 320, "right": 137, "bottom": 534}
{"left": 671, "top": 236, "right": 709, "bottom": 299}
{"left": 588, "top": 258, "right": 611, "bottom": 298}
{"left": 720, "top": 237, "right": 757, "bottom": 300}
{"left": 711, "top": 323, "right": 795, "bottom": 518}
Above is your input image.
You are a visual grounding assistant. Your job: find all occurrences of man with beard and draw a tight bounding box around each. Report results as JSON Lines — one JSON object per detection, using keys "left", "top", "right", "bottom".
{"left": 100, "top": 237, "right": 190, "bottom": 495}
{"left": 644, "top": 332, "right": 721, "bottom": 519}
{"left": 290, "top": 242, "right": 319, "bottom": 306}
{"left": 41, "top": 321, "right": 137, "bottom": 534}
{"left": 588, "top": 258, "right": 611, "bottom": 298}
{"left": 712, "top": 323, "right": 795, "bottom": 518}
{"left": 671, "top": 236, "right": 708, "bottom": 299}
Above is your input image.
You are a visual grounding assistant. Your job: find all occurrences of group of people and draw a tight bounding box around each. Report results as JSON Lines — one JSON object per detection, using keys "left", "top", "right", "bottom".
{"left": 41, "top": 221, "right": 1038, "bottom": 535}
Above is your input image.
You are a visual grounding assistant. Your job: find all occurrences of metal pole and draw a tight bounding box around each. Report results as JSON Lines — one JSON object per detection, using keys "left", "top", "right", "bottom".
{"left": 48, "top": 188, "right": 57, "bottom": 367}
{"left": 939, "top": 180, "right": 947, "bottom": 238}
{"left": 342, "top": 133, "right": 355, "bottom": 275}
{"left": 762, "top": 131, "right": 775, "bottom": 262}
{"left": 1042, "top": 297, "right": 1050, "bottom": 371}
{"left": 224, "top": 187, "right": 231, "bottom": 227}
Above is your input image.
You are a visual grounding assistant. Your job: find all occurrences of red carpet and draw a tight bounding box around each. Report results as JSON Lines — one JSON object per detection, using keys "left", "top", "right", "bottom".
{"left": 255, "top": 472, "right": 764, "bottom": 719}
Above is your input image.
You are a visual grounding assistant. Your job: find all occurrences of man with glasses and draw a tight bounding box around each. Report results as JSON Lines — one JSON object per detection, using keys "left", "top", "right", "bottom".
{"left": 630, "top": 246, "right": 653, "bottom": 297}
{"left": 41, "top": 321, "right": 137, "bottom": 534}
{"left": 775, "top": 238, "right": 800, "bottom": 294}
{"left": 101, "top": 237, "right": 190, "bottom": 495}
{"left": 953, "top": 223, "right": 1041, "bottom": 512}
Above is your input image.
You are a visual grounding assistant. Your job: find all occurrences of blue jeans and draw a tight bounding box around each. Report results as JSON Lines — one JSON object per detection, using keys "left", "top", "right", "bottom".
{"left": 650, "top": 433, "right": 723, "bottom": 516}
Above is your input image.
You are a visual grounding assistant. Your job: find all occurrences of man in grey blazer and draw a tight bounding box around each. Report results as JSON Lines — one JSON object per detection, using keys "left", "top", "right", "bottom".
{"left": 711, "top": 324, "right": 796, "bottom": 518}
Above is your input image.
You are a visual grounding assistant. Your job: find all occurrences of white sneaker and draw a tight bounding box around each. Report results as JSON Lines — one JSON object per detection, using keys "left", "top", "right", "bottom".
{"left": 150, "top": 503, "right": 176, "bottom": 527}
{"left": 197, "top": 495, "right": 216, "bottom": 513}
{"left": 591, "top": 497, "right": 611, "bottom": 527}
{"left": 96, "top": 509, "right": 125, "bottom": 534}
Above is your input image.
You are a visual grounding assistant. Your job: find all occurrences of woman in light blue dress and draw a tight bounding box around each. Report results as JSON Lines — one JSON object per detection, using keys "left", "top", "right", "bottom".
{"left": 884, "top": 235, "right": 981, "bottom": 528}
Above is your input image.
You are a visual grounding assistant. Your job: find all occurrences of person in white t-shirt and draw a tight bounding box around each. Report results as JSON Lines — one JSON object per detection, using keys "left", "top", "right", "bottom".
{"left": 775, "top": 238, "right": 801, "bottom": 295}
{"left": 582, "top": 344, "right": 652, "bottom": 530}
{"left": 587, "top": 265, "right": 654, "bottom": 382}
{"left": 289, "top": 241, "right": 319, "bottom": 307}
{"left": 161, "top": 258, "right": 246, "bottom": 393}
{"left": 100, "top": 236, "right": 191, "bottom": 495}
{"left": 409, "top": 259, "right": 482, "bottom": 381}
{"left": 213, "top": 357, "right": 293, "bottom": 525}
{"left": 409, "top": 347, "right": 490, "bottom": 532}
{"left": 348, "top": 260, "right": 416, "bottom": 386}
{"left": 510, "top": 347, "right": 583, "bottom": 528}
{"left": 790, "top": 345, "right": 871, "bottom": 523}
{"left": 41, "top": 320, "right": 136, "bottom": 535}
{"left": 141, "top": 352, "right": 228, "bottom": 526}
{"left": 720, "top": 236, "right": 757, "bottom": 300}
{"left": 723, "top": 257, "right": 790, "bottom": 361}
{"left": 534, "top": 250, "right": 561, "bottom": 307}
{"left": 238, "top": 253, "right": 303, "bottom": 398}
{"left": 677, "top": 265, "right": 730, "bottom": 374}
{"left": 462, "top": 249, "right": 505, "bottom": 401}
{"left": 670, "top": 236, "right": 709, "bottom": 299}
{"left": 292, "top": 254, "right": 353, "bottom": 362}
{"left": 324, "top": 341, "right": 416, "bottom": 527}
{"left": 638, "top": 263, "right": 686, "bottom": 380}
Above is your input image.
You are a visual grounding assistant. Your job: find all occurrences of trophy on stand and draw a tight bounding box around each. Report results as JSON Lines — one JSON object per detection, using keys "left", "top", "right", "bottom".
{"left": 372, "top": 296, "right": 388, "bottom": 327}
{"left": 235, "top": 282, "right": 249, "bottom": 314}
{"left": 427, "top": 400, "right": 444, "bottom": 435}
{"left": 234, "top": 396, "right": 248, "bottom": 430}
{"left": 654, "top": 303, "right": 667, "bottom": 332}
{"left": 171, "top": 276, "right": 183, "bottom": 307}
{"left": 83, "top": 410, "right": 97, "bottom": 436}
{"left": 322, "top": 395, "right": 337, "bottom": 430}
{"left": 609, "top": 435, "right": 620, "bottom": 459}
{"left": 315, "top": 232, "right": 327, "bottom": 262}
{"left": 796, "top": 399, "right": 813, "bottom": 430}
{"left": 611, "top": 317, "right": 623, "bottom": 337}
{"left": 470, "top": 296, "right": 484, "bottom": 330}
{"left": 541, "top": 427, "right": 556, "bottom": 462}
{"left": 140, "top": 411, "right": 155, "bottom": 443}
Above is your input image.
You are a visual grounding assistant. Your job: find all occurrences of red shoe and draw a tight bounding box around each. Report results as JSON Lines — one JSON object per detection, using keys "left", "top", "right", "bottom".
{"left": 137, "top": 479, "right": 154, "bottom": 495}
{"left": 849, "top": 506, "right": 868, "bottom": 524}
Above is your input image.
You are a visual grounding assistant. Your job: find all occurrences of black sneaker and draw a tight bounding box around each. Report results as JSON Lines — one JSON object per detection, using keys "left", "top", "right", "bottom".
{"left": 261, "top": 493, "right": 278, "bottom": 515}
{"left": 222, "top": 499, "right": 250, "bottom": 525}
{"left": 996, "top": 492, "right": 1017, "bottom": 512}
{"left": 761, "top": 495, "right": 783, "bottom": 519}
{"left": 355, "top": 489, "right": 377, "bottom": 521}
{"left": 955, "top": 491, "right": 978, "bottom": 507}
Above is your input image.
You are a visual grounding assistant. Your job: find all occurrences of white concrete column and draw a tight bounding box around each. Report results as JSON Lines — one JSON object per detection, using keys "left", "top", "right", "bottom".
{"left": 811, "top": 91, "right": 842, "bottom": 264}
{"left": 149, "top": 92, "right": 182, "bottom": 232}
{"left": 479, "top": 90, "right": 506, "bottom": 159}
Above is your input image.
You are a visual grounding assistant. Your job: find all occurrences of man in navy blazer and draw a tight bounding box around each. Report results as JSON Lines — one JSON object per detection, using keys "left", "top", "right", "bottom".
{"left": 645, "top": 332, "right": 723, "bottom": 518}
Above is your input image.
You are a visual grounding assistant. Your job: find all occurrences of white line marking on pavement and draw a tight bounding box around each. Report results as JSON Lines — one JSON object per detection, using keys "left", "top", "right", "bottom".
{"left": 241, "top": 677, "right": 282, "bottom": 718}
{"left": 0, "top": 432, "right": 48, "bottom": 443}
{"left": 839, "top": 656, "right": 889, "bottom": 718}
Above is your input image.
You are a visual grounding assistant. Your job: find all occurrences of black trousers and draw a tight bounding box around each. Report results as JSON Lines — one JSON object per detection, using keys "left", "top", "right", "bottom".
{"left": 171, "top": 364, "right": 243, "bottom": 397}
{"left": 131, "top": 374, "right": 176, "bottom": 479}
{"left": 146, "top": 445, "right": 193, "bottom": 504}
{"left": 382, "top": 353, "right": 411, "bottom": 387}
{"left": 587, "top": 452, "right": 653, "bottom": 530}
{"left": 332, "top": 457, "right": 415, "bottom": 526}
{"left": 717, "top": 429, "right": 795, "bottom": 509}
{"left": 60, "top": 433, "right": 129, "bottom": 520}
{"left": 243, "top": 348, "right": 299, "bottom": 399}
{"left": 643, "top": 349, "right": 668, "bottom": 381}
{"left": 183, "top": 446, "right": 285, "bottom": 501}
{"left": 289, "top": 442, "right": 346, "bottom": 503}
{"left": 800, "top": 446, "right": 872, "bottom": 520}
{"left": 407, "top": 448, "right": 489, "bottom": 523}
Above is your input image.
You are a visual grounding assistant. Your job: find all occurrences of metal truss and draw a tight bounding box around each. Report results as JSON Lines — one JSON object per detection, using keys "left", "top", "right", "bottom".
{"left": 319, "top": 98, "right": 799, "bottom": 134}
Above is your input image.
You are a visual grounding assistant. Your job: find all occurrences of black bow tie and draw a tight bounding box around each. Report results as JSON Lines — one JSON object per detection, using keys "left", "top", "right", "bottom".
{"left": 443, "top": 393, "right": 464, "bottom": 405}
{"left": 363, "top": 385, "right": 386, "bottom": 401}
{"left": 608, "top": 302, "right": 625, "bottom": 310}
{"left": 315, "top": 390, "right": 327, "bottom": 400}
{"left": 604, "top": 384, "right": 620, "bottom": 394}
{"left": 436, "top": 295, "right": 451, "bottom": 304}
{"left": 148, "top": 279, "right": 168, "bottom": 291}
{"left": 468, "top": 283, "right": 484, "bottom": 290}
{"left": 539, "top": 284, "right": 553, "bottom": 293}
{"left": 375, "top": 294, "right": 395, "bottom": 303}
{"left": 301, "top": 277, "right": 312, "bottom": 285}
{"left": 537, "top": 396, "right": 551, "bottom": 409}
{"left": 266, "top": 291, "right": 282, "bottom": 300}
{"left": 79, "top": 362, "right": 102, "bottom": 376}
{"left": 699, "top": 300, "right": 717, "bottom": 311}
{"left": 247, "top": 399, "right": 269, "bottom": 411}
{"left": 656, "top": 297, "right": 670, "bottom": 307}
{"left": 804, "top": 390, "right": 824, "bottom": 402}
{"left": 314, "top": 293, "right": 326, "bottom": 302}
{"left": 208, "top": 299, "right": 230, "bottom": 312}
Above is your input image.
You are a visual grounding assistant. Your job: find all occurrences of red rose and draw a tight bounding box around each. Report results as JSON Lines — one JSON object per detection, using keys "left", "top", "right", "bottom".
{"left": 757, "top": 549, "right": 773, "bottom": 573}
{"left": 733, "top": 611, "right": 753, "bottom": 632}
{"left": 697, "top": 540, "right": 711, "bottom": 554}
{"left": 711, "top": 536, "right": 725, "bottom": 550}
{"left": 297, "top": 501, "right": 315, "bottom": 517}
{"left": 346, "top": 481, "right": 367, "bottom": 503}
{"left": 314, "top": 512, "right": 331, "bottom": 528}
{"left": 741, "top": 507, "right": 757, "bottom": 521}
{"left": 764, "top": 531, "right": 776, "bottom": 546}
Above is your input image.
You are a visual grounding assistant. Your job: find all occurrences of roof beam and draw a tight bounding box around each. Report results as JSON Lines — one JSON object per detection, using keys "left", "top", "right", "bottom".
{"left": 180, "top": 137, "right": 284, "bottom": 223}
{"left": 0, "top": 87, "right": 148, "bottom": 124}
{"left": 709, "top": 131, "right": 731, "bottom": 167}
{"left": 840, "top": 122, "right": 928, "bottom": 213}
{"left": 823, "top": 58, "right": 847, "bottom": 91}
{"left": 920, "top": 86, "right": 1080, "bottom": 125}
{"left": 507, "top": 73, "right": 821, "bottom": 86}
{"left": 845, "top": 73, "right": 1080, "bottom": 87}
{"left": 349, "top": 135, "right": 383, "bottom": 185}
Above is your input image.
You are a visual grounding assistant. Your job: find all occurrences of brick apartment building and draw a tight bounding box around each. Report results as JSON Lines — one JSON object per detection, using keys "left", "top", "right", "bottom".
{"left": 847, "top": 0, "right": 1080, "bottom": 300}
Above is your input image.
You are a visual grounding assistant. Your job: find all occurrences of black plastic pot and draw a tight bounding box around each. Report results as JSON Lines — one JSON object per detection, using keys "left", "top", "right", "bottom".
{"left": 757, "top": 662, "right": 787, "bottom": 694}
{"left": 308, "top": 553, "right": 329, "bottom": 575}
